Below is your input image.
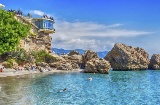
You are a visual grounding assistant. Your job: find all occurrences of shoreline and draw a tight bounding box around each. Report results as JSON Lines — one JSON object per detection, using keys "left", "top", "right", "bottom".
{"left": 0, "top": 68, "right": 83, "bottom": 78}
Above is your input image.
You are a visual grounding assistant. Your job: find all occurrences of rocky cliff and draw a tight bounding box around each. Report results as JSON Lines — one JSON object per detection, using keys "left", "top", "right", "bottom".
{"left": 20, "top": 34, "right": 52, "bottom": 53}
{"left": 104, "top": 43, "right": 149, "bottom": 70}
{"left": 149, "top": 54, "right": 160, "bottom": 70}
{"left": 84, "top": 58, "right": 111, "bottom": 74}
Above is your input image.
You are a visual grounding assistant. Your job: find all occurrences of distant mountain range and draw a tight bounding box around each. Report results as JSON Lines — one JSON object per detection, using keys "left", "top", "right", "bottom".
{"left": 52, "top": 48, "right": 108, "bottom": 58}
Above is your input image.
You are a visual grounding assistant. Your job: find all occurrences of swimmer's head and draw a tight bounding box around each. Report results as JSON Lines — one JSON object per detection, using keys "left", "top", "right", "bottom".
{"left": 88, "top": 77, "right": 92, "bottom": 81}
{"left": 63, "top": 88, "right": 67, "bottom": 91}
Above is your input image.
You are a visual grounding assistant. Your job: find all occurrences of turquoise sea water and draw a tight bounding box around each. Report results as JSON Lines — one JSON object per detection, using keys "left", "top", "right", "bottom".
{"left": 0, "top": 70, "right": 160, "bottom": 105}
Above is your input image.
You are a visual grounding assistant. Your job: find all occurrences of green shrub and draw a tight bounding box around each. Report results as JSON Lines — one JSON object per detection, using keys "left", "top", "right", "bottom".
{"left": 45, "top": 54, "right": 56, "bottom": 63}
{"left": 2, "top": 58, "right": 16, "bottom": 68}
{"left": 8, "top": 49, "right": 30, "bottom": 65}
{"left": 2, "top": 61, "right": 12, "bottom": 68}
{"left": 30, "top": 50, "right": 56, "bottom": 63}
{"left": 2, "top": 50, "right": 56, "bottom": 66}
{"left": 0, "top": 9, "right": 31, "bottom": 55}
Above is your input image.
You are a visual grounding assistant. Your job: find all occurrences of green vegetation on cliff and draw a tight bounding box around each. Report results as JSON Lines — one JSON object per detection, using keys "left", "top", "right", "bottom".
{"left": 0, "top": 10, "right": 31, "bottom": 55}
{"left": 30, "top": 50, "right": 56, "bottom": 63}
{"left": 2, "top": 49, "right": 56, "bottom": 68}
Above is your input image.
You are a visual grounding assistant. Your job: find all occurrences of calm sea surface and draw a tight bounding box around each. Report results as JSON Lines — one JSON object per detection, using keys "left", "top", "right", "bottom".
{"left": 0, "top": 70, "right": 160, "bottom": 105}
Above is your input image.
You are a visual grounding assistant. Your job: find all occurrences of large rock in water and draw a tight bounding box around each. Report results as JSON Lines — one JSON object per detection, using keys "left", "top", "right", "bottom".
{"left": 82, "top": 50, "right": 98, "bottom": 68}
{"left": 104, "top": 43, "right": 149, "bottom": 70}
{"left": 84, "top": 58, "right": 111, "bottom": 74}
{"left": 149, "top": 54, "right": 160, "bottom": 70}
{"left": 60, "top": 53, "right": 83, "bottom": 69}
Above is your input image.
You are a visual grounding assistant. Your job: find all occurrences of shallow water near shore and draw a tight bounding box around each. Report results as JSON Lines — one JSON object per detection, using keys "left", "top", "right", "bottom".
{"left": 0, "top": 70, "right": 160, "bottom": 105}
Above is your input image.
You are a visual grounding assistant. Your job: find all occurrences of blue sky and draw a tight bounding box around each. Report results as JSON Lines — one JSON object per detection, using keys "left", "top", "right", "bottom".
{"left": 1, "top": 0, "right": 160, "bottom": 56}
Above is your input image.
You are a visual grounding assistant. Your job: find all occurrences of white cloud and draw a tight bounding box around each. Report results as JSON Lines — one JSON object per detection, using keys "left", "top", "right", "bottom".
{"left": 54, "top": 21, "right": 152, "bottom": 38}
{"left": 52, "top": 36, "right": 114, "bottom": 51}
{"left": 51, "top": 20, "right": 154, "bottom": 51}
{"left": 30, "top": 10, "right": 52, "bottom": 17}
{"left": 106, "top": 23, "right": 123, "bottom": 28}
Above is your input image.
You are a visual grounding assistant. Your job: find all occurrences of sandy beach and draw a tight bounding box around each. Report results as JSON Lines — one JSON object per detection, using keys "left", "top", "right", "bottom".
{"left": 0, "top": 67, "right": 83, "bottom": 78}
{"left": 0, "top": 69, "right": 39, "bottom": 77}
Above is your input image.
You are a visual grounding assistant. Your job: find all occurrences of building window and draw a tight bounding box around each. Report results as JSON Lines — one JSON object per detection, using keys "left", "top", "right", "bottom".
{"left": 43, "top": 22, "right": 46, "bottom": 29}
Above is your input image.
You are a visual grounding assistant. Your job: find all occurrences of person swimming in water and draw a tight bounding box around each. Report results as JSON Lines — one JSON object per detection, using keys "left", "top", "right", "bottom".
{"left": 58, "top": 88, "right": 67, "bottom": 93}
{"left": 88, "top": 77, "right": 92, "bottom": 81}
{"left": 63, "top": 88, "right": 67, "bottom": 91}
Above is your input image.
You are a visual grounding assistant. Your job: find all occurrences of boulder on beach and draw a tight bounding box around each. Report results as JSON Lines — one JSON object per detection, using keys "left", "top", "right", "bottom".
{"left": 56, "top": 62, "right": 73, "bottom": 70}
{"left": 104, "top": 43, "right": 149, "bottom": 70}
{"left": 149, "top": 54, "right": 160, "bottom": 70}
{"left": 84, "top": 58, "right": 111, "bottom": 74}
{"left": 36, "top": 62, "right": 49, "bottom": 67}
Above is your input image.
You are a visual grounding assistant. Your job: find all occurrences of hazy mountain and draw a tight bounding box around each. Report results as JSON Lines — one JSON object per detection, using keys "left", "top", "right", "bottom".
{"left": 52, "top": 48, "right": 108, "bottom": 58}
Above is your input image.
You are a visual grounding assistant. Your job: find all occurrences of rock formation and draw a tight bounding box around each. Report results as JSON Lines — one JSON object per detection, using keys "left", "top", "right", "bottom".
{"left": 50, "top": 53, "right": 65, "bottom": 62}
{"left": 82, "top": 50, "right": 99, "bottom": 68}
{"left": 104, "top": 43, "right": 149, "bottom": 70}
{"left": 149, "top": 54, "right": 160, "bottom": 70}
{"left": 60, "top": 52, "right": 83, "bottom": 69}
{"left": 56, "top": 62, "right": 73, "bottom": 70}
{"left": 61, "top": 55, "right": 82, "bottom": 68}
{"left": 49, "top": 50, "right": 100, "bottom": 70}
{"left": 68, "top": 50, "right": 80, "bottom": 56}
{"left": 49, "top": 51, "right": 82, "bottom": 70}
{"left": 49, "top": 61, "right": 73, "bottom": 70}
{"left": 36, "top": 62, "right": 49, "bottom": 67}
{"left": 20, "top": 34, "right": 52, "bottom": 53}
{"left": 84, "top": 58, "right": 111, "bottom": 74}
